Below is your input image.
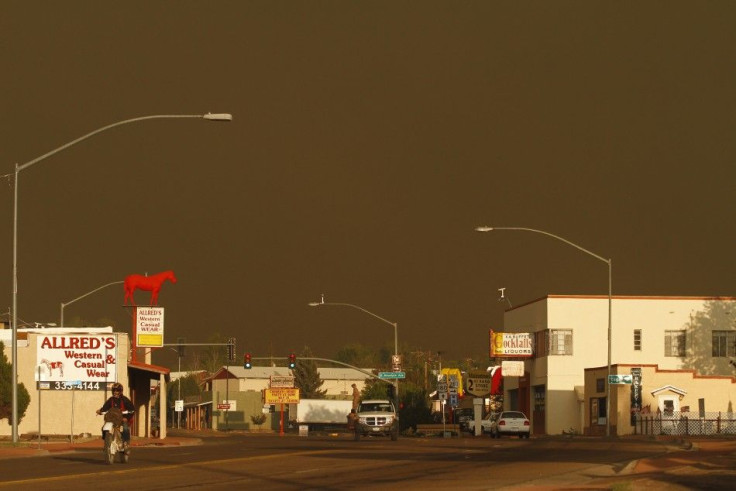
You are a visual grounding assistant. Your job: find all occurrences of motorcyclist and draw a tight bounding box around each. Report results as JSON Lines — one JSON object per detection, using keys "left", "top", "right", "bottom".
{"left": 96, "top": 382, "right": 135, "bottom": 447}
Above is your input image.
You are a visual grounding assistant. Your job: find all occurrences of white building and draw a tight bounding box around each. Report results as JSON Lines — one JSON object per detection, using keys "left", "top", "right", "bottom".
{"left": 501, "top": 295, "right": 736, "bottom": 435}
{"left": 1, "top": 327, "right": 169, "bottom": 439}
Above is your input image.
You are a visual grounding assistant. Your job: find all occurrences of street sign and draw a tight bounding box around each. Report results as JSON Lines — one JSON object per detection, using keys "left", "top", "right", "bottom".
{"left": 378, "top": 371, "right": 405, "bottom": 379}
{"left": 264, "top": 388, "right": 301, "bottom": 404}
{"left": 270, "top": 375, "right": 295, "bottom": 388}
{"left": 391, "top": 354, "right": 402, "bottom": 371}
{"left": 175, "top": 400, "right": 184, "bottom": 412}
{"left": 466, "top": 376, "right": 491, "bottom": 397}
{"left": 449, "top": 394, "right": 458, "bottom": 407}
{"left": 217, "top": 403, "right": 231, "bottom": 410}
{"left": 608, "top": 374, "right": 633, "bottom": 385}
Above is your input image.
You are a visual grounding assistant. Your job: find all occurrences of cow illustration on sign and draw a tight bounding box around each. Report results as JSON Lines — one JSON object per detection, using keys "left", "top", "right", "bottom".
{"left": 123, "top": 270, "right": 177, "bottom": 306}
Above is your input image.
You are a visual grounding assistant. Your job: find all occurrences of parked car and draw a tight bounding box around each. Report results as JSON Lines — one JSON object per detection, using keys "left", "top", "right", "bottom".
{"left": 486, "top": 411, "right": 530, "bottom": 438}
{"left": 480, "top": 412, "right": 499, "bottom": 434}
{"left": 453, "top": 408, "right": 474, "bottom": 432}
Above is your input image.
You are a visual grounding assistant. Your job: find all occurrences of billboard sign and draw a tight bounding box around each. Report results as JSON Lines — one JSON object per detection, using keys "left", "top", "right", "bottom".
{"left": 270, "top": 375, "right": 295, "bottom": 388}
{"left": 466, "top": 374, "right": 491, "bottom": 397}
{"left": 490, "top": 330, "right": 533, "bottom": 357}
{"left": 36, "top": 334, "right": 117, "bottom": 389}
{"left": 501, "top": 360, "right": 525, "bottom": 377}
{"left": 265, "top": 388, "right": 301, "bottom": 404}
{"left": 136, "top": 307, "right": 164, "bottom": 347}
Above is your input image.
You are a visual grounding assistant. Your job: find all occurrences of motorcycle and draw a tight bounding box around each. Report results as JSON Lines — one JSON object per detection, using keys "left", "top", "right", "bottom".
{"left": 99, "top": 407, "right": 133, "bottom": 464}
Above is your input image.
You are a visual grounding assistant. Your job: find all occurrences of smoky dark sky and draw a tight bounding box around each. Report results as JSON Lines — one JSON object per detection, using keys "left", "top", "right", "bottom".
{"left": 2, "top": 1, "right": 735, "bottom": 368}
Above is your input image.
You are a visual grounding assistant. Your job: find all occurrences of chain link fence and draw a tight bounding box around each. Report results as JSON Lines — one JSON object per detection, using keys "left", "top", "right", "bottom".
{"left": 635, "top": 411, "right": 736, "bottom": 436}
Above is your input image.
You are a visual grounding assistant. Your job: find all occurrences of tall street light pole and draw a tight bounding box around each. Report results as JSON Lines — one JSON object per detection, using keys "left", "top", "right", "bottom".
{"left": 11, "top": 112, "right": 232, "bottom": 442}
{"left": 308, "top": 295, "right": 399, "bottom": 404}
{"left": 60, "top": 280, "right": 124, "bottom": 327}
{"left": 475, "top": 226, "right": 613, "bottom": 437}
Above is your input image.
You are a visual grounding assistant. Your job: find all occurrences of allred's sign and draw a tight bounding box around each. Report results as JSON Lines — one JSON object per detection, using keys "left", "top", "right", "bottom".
{"left": 136, "top": 307, "right": 164, "bottom": 347}
{"left": 36, "top": 335, "right": 118, "bottom": 385}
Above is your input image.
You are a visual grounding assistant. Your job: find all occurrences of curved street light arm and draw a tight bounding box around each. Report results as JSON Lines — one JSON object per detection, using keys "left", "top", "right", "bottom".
{"left": 17, "top": 114, "right": 229, "bottom": 172}
{"left": 60, "top": 280, "right": 124, "bottom": 327}
{"left": 322, "top": 302, "right": 396, "bottom": 328}
{"left": 475, "top": 226, "right": 610, "bottom": 265}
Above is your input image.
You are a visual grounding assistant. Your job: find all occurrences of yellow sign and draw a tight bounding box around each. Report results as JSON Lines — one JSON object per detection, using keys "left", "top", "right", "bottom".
{"left": 439, "top": 368, "right": 464, "bottom": 397}
{"left": 137, "top": 333, "right": 163, "bottom": 347}
{"left": 264, "top": 388, "right": 300, "bottom": 404}
{"left": 489, "top": 330, "right": 533, "bottom": 357}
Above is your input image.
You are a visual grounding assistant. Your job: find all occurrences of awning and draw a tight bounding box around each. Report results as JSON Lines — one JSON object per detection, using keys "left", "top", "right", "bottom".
{"left": 128, "top": 360, "right": 171, "bottom": 382}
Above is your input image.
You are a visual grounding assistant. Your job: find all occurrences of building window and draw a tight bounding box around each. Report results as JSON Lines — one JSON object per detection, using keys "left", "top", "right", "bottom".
{"left": 533, "top": 385, "right": 545, "bottom": 412}
{"left": 548, "top": 329, "right": 573, "bottom": 355}
{"left": 634, "top": 329, "right": 642, "bottom": 351}
{"left": 596, "top": 378, "right": 605, "bottom": 393}
{"left": 664, "top": 330, "right": 686, "bottom": 357}
{"left": 534, "top": 330, "right": 547, "bottom": 357}
{"left": 712, "top": 331, "right": 736, "bottom": 357}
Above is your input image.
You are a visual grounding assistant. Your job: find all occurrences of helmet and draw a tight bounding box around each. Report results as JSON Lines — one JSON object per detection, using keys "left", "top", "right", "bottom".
{"left": 111, "top": 383, "right": 124, "bottom": 393}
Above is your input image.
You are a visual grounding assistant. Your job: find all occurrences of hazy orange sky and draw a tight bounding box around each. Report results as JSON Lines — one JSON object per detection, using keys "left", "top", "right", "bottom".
{"left": 2, "top": 1, "right": 734, "bottom": 367}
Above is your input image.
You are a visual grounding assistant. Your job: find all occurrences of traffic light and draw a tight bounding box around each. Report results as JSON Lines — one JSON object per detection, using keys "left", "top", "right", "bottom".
{"left": 244, "top": 353, "right": 252, "bottom": 369}
{"left": 288, "top": 353, "right": 296, "bottom": 369}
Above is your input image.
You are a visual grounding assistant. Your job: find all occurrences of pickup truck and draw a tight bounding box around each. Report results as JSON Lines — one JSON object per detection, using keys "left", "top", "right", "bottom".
{"left": 354, "top": 399, "right": 399, "bottom": 441}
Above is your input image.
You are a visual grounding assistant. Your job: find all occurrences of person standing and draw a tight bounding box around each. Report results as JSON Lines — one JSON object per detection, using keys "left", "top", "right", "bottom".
{"left": 352, "top": 383, "right": 360, "bottom": 410}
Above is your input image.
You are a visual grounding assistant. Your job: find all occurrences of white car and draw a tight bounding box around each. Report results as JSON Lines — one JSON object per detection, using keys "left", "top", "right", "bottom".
{"left": 486, "top": 411, "right": 530, "bottom": 438}
{"left": 479, "top": 412, "right": 498, "bottom": 434}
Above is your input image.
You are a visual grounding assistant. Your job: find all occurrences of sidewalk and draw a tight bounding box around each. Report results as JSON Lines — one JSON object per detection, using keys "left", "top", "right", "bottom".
{"left": 0, "top": 432, "right": 203, "bottom": 459}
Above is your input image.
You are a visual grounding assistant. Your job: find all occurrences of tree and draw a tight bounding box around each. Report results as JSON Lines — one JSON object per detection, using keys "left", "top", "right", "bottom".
{"left": 194, "top": 333, "right": 228, "bottom": 375}
{"left": 0, "top": 341, "right": 31, "bottom": 426}
{"left": 336, "top": 343, "right": 380, "bottom": 368}
{"left": 293, "top": 346, "right": 326, "bottom": 399}
{"left": 360, "top": 373, "right": 390, "bottom": 400}
{"left": 167, "top": 373, "right": 202, "bottom": 404}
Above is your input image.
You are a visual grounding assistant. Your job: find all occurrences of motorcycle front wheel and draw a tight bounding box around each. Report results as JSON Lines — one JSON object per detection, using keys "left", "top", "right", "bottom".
{"left": 103, "top": 433, "right": 115, "bottom": 465}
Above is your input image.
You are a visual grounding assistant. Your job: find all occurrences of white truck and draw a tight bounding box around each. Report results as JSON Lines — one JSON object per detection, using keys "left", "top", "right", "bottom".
{"left": 289, "top": 399, "right": 353, "bottom": 429}
{"left": 354, "top": 399, "right": 399, "bottom": 441}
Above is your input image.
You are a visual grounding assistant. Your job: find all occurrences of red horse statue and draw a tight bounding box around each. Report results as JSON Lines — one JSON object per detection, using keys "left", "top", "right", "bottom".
{"left": 123, "top": 270, "right": 177, "bottom": 306}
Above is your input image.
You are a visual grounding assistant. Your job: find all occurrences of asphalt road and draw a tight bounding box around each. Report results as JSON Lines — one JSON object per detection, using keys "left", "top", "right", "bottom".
{"left": 0, "top": 432, "right": 730, "bottom": 490}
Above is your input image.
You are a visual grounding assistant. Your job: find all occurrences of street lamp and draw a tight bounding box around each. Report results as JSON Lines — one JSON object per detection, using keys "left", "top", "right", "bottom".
{"left": 475, "top": 226, "right": 613, "bottom": 437}
{"left": 308, "top": 295, "right": 399, "bottom": 401}
{"left": 60, "top": 280, "right": 124, "bottom": 327}
{"left": 10, "top": 112, "right": 232, "bottom": 442}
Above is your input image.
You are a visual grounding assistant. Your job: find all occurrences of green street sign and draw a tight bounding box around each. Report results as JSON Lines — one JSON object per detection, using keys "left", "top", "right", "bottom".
{"left": 378, "top": 371, "right": 405, "bottom": 379}
{"left": 608, "top": 375, "right": 632, "bottom": 385}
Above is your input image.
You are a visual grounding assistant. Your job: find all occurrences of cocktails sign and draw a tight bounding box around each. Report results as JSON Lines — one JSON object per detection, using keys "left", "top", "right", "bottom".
{"left": 489, "top": 330, "right": 533, "bottom": 357}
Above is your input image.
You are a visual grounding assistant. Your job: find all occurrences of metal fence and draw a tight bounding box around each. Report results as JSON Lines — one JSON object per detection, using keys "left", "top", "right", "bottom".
{"left": 635, "top": 411, "right": 736, "bottom": 436}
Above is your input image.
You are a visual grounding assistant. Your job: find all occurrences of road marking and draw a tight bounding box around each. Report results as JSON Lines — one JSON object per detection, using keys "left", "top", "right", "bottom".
{"left": 0, "top": 449, "right": 337, "bottom": 487}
